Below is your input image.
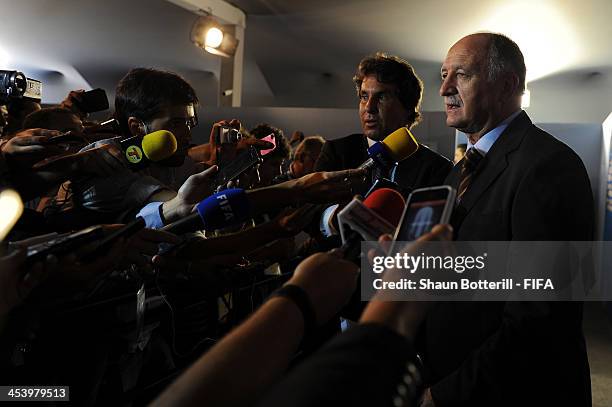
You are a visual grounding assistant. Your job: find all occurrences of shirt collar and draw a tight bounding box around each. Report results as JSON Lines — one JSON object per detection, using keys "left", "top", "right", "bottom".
{"left": 467, "top": 110, "right": 522, "bottom": 156}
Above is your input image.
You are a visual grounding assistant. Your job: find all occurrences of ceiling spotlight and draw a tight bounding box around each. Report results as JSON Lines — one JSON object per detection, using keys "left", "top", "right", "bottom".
{"left": 0, "top": 188, "right": 23, "bottom": 241}
{"left": 191, "top": 15, "right": 239, "bottom": 58}
{"left": 205, "top": 27, "right": 224, "bottom": 48}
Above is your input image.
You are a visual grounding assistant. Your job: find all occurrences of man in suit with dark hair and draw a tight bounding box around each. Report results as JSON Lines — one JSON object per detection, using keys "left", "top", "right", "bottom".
{"left": 419, "top": 33, "right": 593, "bottom": 406}
{"left": 314, "top": 52, "right": 452, "bottom": 192}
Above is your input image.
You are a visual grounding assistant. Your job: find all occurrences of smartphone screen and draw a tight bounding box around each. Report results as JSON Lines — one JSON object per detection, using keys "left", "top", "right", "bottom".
{"left": 393, "top": 186, "right": 455, "bottom": 243}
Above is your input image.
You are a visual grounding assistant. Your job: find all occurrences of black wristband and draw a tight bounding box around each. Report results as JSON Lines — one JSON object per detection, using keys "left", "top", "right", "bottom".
{"left": 270, "top": 284, "right": 316, "bottom": 337}
{"left": 158, "top": 202, "right": 167, "bottom": 226}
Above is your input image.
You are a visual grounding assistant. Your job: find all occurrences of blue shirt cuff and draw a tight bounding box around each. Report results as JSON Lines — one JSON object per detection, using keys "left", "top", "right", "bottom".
{"left": 137, "top": 201, "right": 165, "bottom": 229}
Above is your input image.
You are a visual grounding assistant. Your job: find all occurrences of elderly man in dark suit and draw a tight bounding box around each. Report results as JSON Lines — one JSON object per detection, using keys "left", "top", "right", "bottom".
{"left": 419, "top": 33, "right": 593, "bottom": 406}
{"left": 315, "top": 53, "right": 452, "bottom": 193}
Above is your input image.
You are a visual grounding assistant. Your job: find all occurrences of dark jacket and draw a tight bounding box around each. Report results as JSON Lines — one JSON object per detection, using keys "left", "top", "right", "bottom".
{"left": 423, "top": 111, "right": 593, "bottom": 406}
{"left": 314, "top": 133, "right": 452, "bottom": 193}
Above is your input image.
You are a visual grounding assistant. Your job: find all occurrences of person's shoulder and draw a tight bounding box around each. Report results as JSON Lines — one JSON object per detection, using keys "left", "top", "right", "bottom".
{"left": 320, "top": 133, "right": 366, "bottom": 157}
{"left": 408, "top": 144, "right": 453, "bottom": 175}
{"left": 315, "top": 134, "right": 366, "bottom": 172}
{"left": 523, "top": 124, "right": 581, "bottom": 162}
{"left": 416, "top": 143, "right": 453, "bottom": 165}
{"left": 324, "top": 133, "right": 365, "bottom": 148}
{"left": 505, "top": 112, "right": 579, "bottom": 162}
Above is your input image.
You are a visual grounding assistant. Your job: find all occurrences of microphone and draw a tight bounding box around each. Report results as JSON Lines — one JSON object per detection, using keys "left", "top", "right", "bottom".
{"left": 119, "top": 130, "right": 178, "bottom": 169}
{"left": 337, "top": 188, "right": 406, "bottom": 262}
{"left": 162, "top": 188, "right": 251, "bottom": 234}
{"left": 358, "top": 127, "right": 419, "bottom": 171}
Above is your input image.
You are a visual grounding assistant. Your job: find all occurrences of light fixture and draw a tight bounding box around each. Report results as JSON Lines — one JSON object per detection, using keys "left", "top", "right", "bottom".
{"left": 191, "top": 15, "right": 239, "bottom": 58}
{"left": 0, "top": 189, "right": 23, "bottom": 241}
{"left": 205, "top": 27, "right": 224, "bottom": 48}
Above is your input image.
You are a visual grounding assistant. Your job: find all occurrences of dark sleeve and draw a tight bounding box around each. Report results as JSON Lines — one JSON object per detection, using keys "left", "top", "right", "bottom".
{"left": 430, "top": 150, "right": 593, "bottom": 406}
{"left": 314, "top": 140, "right": 339, "bottom": 172}
{"left": 258, "top": 324, "right": 420, "bottom": 407}
{"left": 511, "top": 149, "right": 594, "bottom": 240}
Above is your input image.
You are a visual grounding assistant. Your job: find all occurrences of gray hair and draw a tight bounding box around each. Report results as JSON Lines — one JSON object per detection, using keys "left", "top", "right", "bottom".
{"left": 486, "top": 33, "right": 526, "bottom": 95}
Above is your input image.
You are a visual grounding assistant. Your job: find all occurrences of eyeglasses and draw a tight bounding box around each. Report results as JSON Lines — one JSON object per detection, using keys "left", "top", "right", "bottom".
{"left": 167, "top": 116, "right": 198, "bottom": 130}
{"left": 359, "top": 90, "right": 400, "bottom": 106}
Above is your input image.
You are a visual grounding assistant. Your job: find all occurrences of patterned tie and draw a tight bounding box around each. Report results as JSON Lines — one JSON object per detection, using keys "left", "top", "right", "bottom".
{"left": 456, "top": 148, "right": 484, "bottom": 202}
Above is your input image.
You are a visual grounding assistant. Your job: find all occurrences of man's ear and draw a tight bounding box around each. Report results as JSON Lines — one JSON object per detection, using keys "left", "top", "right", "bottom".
{"left": 127, "top": 117, "right": 145, "bottom": 137}
{"left": 502, "top": 72, "right": 521, "bottom": 99}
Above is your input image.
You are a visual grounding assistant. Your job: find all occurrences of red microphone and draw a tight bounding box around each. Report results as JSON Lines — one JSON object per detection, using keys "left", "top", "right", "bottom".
{"left": 362, "top": 188, "right": 405, "bottom": 227}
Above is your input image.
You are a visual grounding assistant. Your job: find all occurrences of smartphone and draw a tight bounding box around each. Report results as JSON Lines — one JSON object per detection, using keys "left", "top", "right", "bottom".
{"left": 390, "top": 186, "right": 455, "bottom": 251}
{"left": 215, "top": 145, "right": 262, "bottom": 187}
{"left": 25, "top": 225, "right": 105, "bottom": 265}
{"left": 259, "top": 133, "right": 277, "bottom": 156}
{"left": 77, "top": 88, "right": 109, "bottom": 113}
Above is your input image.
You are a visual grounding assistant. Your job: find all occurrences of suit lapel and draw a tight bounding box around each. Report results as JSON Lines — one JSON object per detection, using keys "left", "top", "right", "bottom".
{"left": 453, "top": 111, "right": 533, "bottom": 220}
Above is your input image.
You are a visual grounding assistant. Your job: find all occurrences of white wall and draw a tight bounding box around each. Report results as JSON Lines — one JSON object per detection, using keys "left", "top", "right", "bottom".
{"left": 525, "top": 71, "right": 612, "bottom": 124}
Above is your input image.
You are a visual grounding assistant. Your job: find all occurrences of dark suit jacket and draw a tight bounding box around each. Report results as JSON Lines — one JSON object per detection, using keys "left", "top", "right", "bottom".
{"left": 423, "top": 111, "right": 593, "bottom": 406}
{"left": 314, "top": 133, "right": 453, "bottom": 193}
{"left": 313, "top": 132, "right": 453, "bottom": 323}
{"left": 258, "top": 324, "right": 419, "bottom": 407}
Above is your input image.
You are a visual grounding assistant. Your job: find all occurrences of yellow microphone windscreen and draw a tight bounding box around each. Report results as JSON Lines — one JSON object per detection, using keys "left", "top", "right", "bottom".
{"left": 381, "top": 127, "right": 419, "bottom": 162}
{"left": 142, "top": 130, "right": 178, "bottom": 161}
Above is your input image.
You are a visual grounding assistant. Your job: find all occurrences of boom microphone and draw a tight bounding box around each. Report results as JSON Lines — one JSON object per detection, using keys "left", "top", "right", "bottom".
{"left": 162, "top": 188, "right": 251, "bottom": 234}
{"left": 337, "top": 188, "right": 406, "bottom": 262}
{"left": 119, "top": 130, "right": 178, "bottom": 169}
{"left": 358, "top": 127, "right": 419, "bottom": 171}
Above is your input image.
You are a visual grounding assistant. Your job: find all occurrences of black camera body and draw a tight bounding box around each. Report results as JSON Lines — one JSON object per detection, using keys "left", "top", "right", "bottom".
{"left": 0, "top": 70, "right": 42, "bottom": 104}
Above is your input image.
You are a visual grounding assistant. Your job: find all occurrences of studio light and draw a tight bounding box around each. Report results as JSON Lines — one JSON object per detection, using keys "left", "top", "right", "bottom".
{"left": 205, "top": 27, "right": 224, "bottom": 48}
{"left": 191, "top": 15, "right": 239, "bottom": 58}
{"left": 0, "top": 189, "right": 23, "bottom": 241}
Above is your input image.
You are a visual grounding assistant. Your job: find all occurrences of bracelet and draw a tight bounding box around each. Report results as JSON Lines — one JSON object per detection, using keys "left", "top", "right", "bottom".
{"left": 269, "top": 284, "right": 316, "bottom": 337}
{"left": 158, "top": 201, "right": 167, "bottom": 226}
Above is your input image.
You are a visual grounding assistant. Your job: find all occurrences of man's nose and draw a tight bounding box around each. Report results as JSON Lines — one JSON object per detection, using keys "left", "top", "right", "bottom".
{"left": 365, "top": 97, "right": 378, "bottom": 113}
{"left": 439, "top": 75, "right": 456, "bottom": 97}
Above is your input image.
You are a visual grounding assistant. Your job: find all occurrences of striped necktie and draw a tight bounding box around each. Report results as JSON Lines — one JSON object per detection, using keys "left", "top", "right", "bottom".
{"left": 457, "top": 148, "right": 484, "bottom": 202}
